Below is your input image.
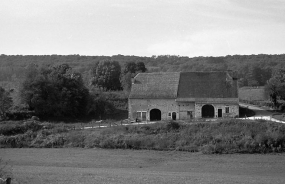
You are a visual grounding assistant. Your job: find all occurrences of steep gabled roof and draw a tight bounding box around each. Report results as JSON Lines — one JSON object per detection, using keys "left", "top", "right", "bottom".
{"left": 129, "top": 71, "right": 238, "bottom": 99}
{"left": 177, "top": 72, "right": 238, "bottom": 99}
{"left": 129, "top": 72, "right": 180, "bottom": 99}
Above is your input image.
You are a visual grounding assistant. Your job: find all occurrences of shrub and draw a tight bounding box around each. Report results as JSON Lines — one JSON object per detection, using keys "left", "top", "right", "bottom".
{"left": 84, "top": 133, "right": 103, "bottom": 148}
{"left": 83, "top": 120, "right": 285, "bottom": 153}
{"left": 201, "top": 144, "right": 215, "bottom": 154}
{"left": 166, "top": 121, "right": 180, "bottom": 131}
{"left": 1, "top": 119, "right": 285, "bottom": 154}
{"left": 5, "top": 110, "right": 35, "bottom": 120}
{"left": 65, "top": 131, "right": 85, "bottom": 148}
{"left": 0, "top": 121, "right": 42, "bottom": 136}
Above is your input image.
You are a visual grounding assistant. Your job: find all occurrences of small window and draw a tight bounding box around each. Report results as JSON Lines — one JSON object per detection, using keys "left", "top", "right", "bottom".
{"left": 225, "top": 107, "right": 230, "bottom": 113}
{"left": 136, "top": 111, "right": 147, "bottom": 121}
{"left": 142, "top": 112, "right": 146, "bottom": 121}
{"left": 168, "top": 112, "right": 171, "bottom": 116}
{"left": 187, "top": 111, "right": 193, "bottom": 118}
{"left": 136, "top": 112, "right": 142, "bottom": 120}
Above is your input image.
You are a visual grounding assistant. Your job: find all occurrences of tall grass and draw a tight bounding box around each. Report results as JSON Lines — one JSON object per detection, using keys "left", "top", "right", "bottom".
{"left": 84, "top": 120, "right": 285, "bottom": 153}
{"left": 1, "top": 120, "right": 285, "bottom": 154}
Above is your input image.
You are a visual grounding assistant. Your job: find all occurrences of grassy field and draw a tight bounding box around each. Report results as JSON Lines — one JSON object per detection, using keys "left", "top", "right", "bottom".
{"left": 238, "top": 87, "right": 267, "bottom": 101}
{"left": 1, "top": 148, "right": 285, "bottom": 184}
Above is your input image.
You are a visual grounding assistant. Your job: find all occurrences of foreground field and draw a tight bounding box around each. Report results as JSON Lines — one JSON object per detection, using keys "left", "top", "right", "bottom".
{"left": 1, "top": 149, "right": 285, "bottom": 184}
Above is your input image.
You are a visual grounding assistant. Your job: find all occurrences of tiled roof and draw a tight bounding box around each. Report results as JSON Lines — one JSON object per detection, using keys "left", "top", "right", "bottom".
{"left": 129, "top": 71, "right": 238, "bottom": 99}
{"left": 177, "top": 72, "right": 238, "bottom": 99}
{"left": 129, "top": 72, "right": 180, "bottom": 99}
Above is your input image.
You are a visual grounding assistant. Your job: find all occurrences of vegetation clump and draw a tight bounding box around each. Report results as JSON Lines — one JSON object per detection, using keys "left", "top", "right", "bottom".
{"left": 1, "top": 119, "right": 285, "bottom": 154}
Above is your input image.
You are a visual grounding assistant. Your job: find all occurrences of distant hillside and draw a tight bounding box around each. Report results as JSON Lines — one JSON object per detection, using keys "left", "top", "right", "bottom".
{"left": 0, "top": 54, "right": 285, "bottom": 87}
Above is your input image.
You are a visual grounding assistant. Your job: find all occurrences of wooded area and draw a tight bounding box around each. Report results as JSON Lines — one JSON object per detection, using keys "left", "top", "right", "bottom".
{"left": 0, "top": 54, "right": 285, "bottom": 120}
{"left": 1, "top": 54, "right": 284, "bottom": 87}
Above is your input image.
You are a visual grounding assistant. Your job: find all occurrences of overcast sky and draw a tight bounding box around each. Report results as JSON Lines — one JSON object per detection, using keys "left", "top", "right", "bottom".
{"left": 1, "top": 0, "right": 285, "bottom": 57}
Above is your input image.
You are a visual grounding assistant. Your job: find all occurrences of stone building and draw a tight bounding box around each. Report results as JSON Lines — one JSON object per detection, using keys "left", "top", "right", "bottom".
{"left": 128, "top": 71, "right": 239, "bottom": 121}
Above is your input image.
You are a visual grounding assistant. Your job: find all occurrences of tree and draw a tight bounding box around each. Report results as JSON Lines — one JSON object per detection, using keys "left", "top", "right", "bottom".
{"left": 20, "top": 64, "right": 90, "bottom": 118}
{"left": 123, "top": 61, "right": 147, "bottom": 74}
{"left": 123, "top": 62, "right": 137, "bottom": 74}
{"left": 87, "top": 93, "right": 115, "bottom": 118}
{"left": 120, "top": 72, "right": 132, "bottom": 91}
{"left": 120, "top": 61, "right": 147, "bottom": 91}
{"left": 136, "top": 62, "right": 147, "bottom": 72}
{"left": 265, "top": 69, "right": 285, "bottom": 108}
{"left": 0, "top": 87, "right": 13, "bottom": 120}
{"left": 91, "top": 60, "right": 121, "bottom": 91}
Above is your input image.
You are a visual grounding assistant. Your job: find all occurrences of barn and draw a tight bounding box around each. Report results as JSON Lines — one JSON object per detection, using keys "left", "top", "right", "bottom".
{"left": 128, "top": 71, "right": 239, "bottom": 121}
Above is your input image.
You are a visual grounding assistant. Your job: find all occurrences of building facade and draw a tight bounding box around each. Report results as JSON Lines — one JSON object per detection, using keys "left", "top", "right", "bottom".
{"left": 128, "top": 71, "right": 239, "bottom": 121}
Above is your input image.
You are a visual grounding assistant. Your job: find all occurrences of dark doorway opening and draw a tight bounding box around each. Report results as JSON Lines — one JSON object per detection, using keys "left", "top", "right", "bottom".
{"left": 187, "top": 111, "right": 193, "bottom": 119}
{"left": 172, "top": 112, "right": 176, "bottom": 120}
{"left": 218, "top": 109, "right": 222, "bottom": 117}
{"left": 150, "top": 109, "right": 161, "bottom": 121}
{"left": 202, "top": 104, "right": 215, "bottom": 118}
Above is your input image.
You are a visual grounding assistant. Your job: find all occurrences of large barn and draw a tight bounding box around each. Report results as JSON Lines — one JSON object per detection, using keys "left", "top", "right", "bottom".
{"left": 128, "top": 71, "right": 239, "bottom": 121}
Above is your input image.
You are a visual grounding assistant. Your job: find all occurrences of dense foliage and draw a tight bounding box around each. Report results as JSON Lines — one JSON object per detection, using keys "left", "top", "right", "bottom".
{"left": 84, "top": 120, "right": 285, "bottom": 153}
{"left": 87, "top": 92, "right": 115, "bottom": 119}
{"left": 20, "top": 64, "right": 90, "bottom": 118}
{"left": 1, "top": 120, "right": 285, "bottom": 154}
{"left": 0, "top": 87, "right": 13, "bottom": 120}
{"left": 90, "top": 60, "right": 122, "bottom": 91}
{"left": 1, "top": 54, "right": 285, "bottom": 119}
{"left": 120, "top": 61, "right": 147, "bottom": 91}
{"left": 265, "top": 69, "right": 285, "bottom": 108}
{"left": 1, "top": 54, "right": 285, "bottom": 88}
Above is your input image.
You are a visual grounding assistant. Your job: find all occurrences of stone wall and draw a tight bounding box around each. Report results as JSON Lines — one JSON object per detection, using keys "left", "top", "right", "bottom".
{"left": 177, "top": 102, "right": 195, "bottom": 119}
{"left": 129, "top": 98, "right": 239, "bottom": 121}
{"left": 129, "top": 98, "right": 179, "bottom": 121}
{"left": 195, "top": 103, "right": 239, "bottom": 118}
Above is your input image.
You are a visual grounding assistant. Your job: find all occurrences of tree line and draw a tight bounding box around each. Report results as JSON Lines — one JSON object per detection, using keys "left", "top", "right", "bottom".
{"left": 1, "top": 54, "right": 285, "bottom": 120}
{"left": 0, "top": 60, "right": 147, "bottom": 120}
{"left": 1, "top": 54, "right": 285, "bottom": 87}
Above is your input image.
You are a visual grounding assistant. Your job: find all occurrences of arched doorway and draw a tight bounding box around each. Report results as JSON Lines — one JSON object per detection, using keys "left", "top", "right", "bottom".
{"left": 202, "top": 104, "right": 215, "bottom": 118}
{"left": 150, "top": 109, "right": 161, "bottom": 121}
{"left": 172, "top": 112, "right": 176, "bottom": 120}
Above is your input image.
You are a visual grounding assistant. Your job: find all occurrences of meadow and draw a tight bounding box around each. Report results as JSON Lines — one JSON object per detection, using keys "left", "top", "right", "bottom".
{"left": 1, "top": 148, "right": 285, "bottom": 184}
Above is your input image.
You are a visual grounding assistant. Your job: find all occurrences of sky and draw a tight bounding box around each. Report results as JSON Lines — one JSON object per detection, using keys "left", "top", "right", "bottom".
{"left": 0, "top": 0, "right": 285, "bottom": 57}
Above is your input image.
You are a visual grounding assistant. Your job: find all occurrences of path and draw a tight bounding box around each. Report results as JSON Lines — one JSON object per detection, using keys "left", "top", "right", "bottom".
{"left": 82, "top": 103, "right": 284, "bottom": 130}
{"left": 239, "top": 103, "right": 285, "bottom": 123}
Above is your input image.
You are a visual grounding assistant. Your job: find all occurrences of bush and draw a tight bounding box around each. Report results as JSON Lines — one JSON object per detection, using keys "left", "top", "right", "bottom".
{"left": 201, "top": 144, "right": 215, "bottom": 154}
{"left": 1, "top": 119, "right": 285, "bottom": 154}
{"left": 5, "top": 110, "right": 35, "bottom": 120}
{"left": 83, "top": 119, "right": 285, "bottom": 154}
{"left": 0, "top": 121, "right": 42, "bottom": 136}
{"left": 166, "top": 121, "right": 180, "bottom": 131}
{"left": 65, "top": 131, "right": 85, "bottom": 148}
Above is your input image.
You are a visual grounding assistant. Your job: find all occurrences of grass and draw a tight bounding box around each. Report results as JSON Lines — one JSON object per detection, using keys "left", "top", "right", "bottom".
{"left": 1, "top": 119, "right": 285, "bottom": 154}
{"left": 1, "top": 148, "right": 285, "bottom": 184}
{"left": 0, "top": 158, "right": 12, "bottom": 180}
{"left": 273, "top": 113, "right": 285, "bottom": 121}
{"left": 239, "top": 87, "right": 267, "bottom": 101}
